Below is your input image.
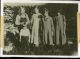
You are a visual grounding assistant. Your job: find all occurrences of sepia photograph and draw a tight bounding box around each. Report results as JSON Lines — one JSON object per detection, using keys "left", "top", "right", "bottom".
{"left": 3, "top": 3, "right": 78, "bottom": 56}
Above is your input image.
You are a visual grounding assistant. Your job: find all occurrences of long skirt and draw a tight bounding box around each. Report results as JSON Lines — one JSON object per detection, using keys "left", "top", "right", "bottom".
{"left": 31, "top": 23, "right": 39, "bottom": 47}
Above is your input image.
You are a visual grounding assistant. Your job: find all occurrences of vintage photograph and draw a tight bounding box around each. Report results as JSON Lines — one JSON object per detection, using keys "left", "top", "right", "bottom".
{"left": 3, "top": 3, "right": 78, "bottom": 55}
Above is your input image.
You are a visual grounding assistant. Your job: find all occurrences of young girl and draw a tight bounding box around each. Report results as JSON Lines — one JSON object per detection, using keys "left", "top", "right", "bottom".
{"left": 20, "top": 25, "right": 30, "bottom": 54}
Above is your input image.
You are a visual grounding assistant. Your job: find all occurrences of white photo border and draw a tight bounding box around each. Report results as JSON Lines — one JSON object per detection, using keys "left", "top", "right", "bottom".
{"left": 0, "top": 0, "right": 80, "bottom": 58}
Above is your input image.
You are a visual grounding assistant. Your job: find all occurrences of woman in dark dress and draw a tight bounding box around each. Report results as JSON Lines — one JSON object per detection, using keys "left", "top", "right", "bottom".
{"left": 15, "top": 6, "right": 29, "bottom": 33}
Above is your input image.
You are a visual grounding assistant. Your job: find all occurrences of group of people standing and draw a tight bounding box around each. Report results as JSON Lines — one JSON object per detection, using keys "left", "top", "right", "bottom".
{"left": 15, "top": 6, "right": 67, "bottom": 48}
{"left": 4, "top": 6, "right": 67, "bottom": 54}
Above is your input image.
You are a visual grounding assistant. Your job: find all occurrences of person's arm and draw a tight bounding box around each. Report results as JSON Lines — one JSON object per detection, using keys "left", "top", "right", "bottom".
{"left": 15, "top": 15, "right": 20, "bottom": 25}
{"left": 30, "top": 15, "right": 34, "bottom": 28}
{"left": 63, "top": 15, "right": 66, "bottom": 34}
{"left": 53, "top": 16, "right": 56, "bottom": 21}
{"left": 30, "top": 15, "right": 34, "bottom": 26}
{"left": 41, "top": 14, "right": 44, "bottom": 23}
{"left": 51, "top": 18, "right": 54, "bottom": 31}
{"left": 26, "top": 14, "right": 30, "bottom": 25}
{"left": 28, "top": 30, "right": 30, "bottom": 43}
{"left": 51, "top": 17, "right": 54, "bottom": 36}
{"left": 19, "top": 30, "right": 22, "bottom": 42}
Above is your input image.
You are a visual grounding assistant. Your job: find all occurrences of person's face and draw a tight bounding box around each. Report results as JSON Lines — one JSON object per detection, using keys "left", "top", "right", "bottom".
{"left": 57, "top": 12, "right": 61, "bottom": 16}
{"left": 44, "top": 11, "right": 48, "bottom": 16}
{"left": 35, "top": 7, "right": 39, "bottom": 13}
{"left": 21, "top": 7, "right": 25, "bottom": 14}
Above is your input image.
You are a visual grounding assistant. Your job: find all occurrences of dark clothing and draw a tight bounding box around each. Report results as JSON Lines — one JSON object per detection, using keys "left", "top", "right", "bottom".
{"left": 19, "top": 36, "right": 29, "bottom": 54}
{"left": 20, "top": 18, "right": 27, "bottom": 25}
{"left": 39, "top": 15, "right": 44, "bottom": 45}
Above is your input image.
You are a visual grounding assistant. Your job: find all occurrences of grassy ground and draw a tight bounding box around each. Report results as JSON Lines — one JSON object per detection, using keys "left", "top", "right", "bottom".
{"left": 3, "top": 42, "right": 78, "bottom": 55}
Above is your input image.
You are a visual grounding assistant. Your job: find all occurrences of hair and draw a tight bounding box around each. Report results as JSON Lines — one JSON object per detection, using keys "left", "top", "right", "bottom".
{"left": 33, "top": 6, "right": 40, "bottom": 13}
{"left": 18, "top": 6, "right": 26, "bottom": 15}
{"left": 44, "top": 8, "right": 48, "bottom": 12}
{"left": 44, "top": 8, "right": 49, "bottom": 15}
{"left": 57, "top": 9, "right": 63, "bottom": 14}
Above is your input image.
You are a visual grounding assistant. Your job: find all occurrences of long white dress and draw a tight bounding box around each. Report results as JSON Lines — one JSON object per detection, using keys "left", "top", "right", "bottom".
{"left": 31, "top": 13, "right": 41, "bottom": 47}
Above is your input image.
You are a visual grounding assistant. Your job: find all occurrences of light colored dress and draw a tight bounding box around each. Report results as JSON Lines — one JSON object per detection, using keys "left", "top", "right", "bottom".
{"left": 31, "top": 13, "right": 41, "bottom": 47}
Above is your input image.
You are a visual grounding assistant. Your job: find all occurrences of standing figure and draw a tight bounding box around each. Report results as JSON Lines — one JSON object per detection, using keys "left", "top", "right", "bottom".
{"left": 38, "top": 14, "right": 44, "bottom": 45}
{"left": 31, "top": 7, "right": 42, "bottom": 47}
{"left": 15, "top": 6, "right": 29, "bottom": 33}
{"left": 56, "top": 11, "right": 67, "bottom": 46}
{"left": 20, "top": 25, "right": 30, "bottom": 53}
{"left": 44, "top": 9, "right": 54, "bottom": 46}
{"left": 15, "top": 6, "right": 30, "bottom": 54}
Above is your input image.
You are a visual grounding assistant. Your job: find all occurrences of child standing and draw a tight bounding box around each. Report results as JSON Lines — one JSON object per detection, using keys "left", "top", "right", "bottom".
{"left": 20, "top": 25, "right": 30, "bottom": 54}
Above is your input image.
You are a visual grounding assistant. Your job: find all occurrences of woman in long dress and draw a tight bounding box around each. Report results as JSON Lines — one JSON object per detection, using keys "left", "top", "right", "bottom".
{"left": 31, "top": 7, "right": 42, "bottom": 47}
